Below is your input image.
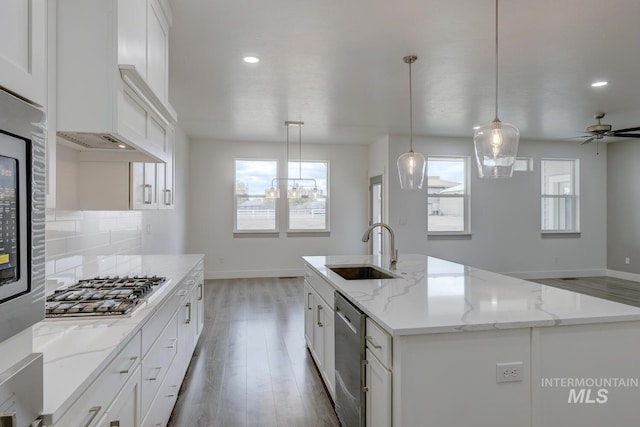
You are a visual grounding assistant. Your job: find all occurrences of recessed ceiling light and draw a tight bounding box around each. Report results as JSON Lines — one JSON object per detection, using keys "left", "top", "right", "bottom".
{"left": 243, "top": 56, "right": 260, "bottom": 64}
{"left": 591, "top": 81, "right": 608, "bottom": 87}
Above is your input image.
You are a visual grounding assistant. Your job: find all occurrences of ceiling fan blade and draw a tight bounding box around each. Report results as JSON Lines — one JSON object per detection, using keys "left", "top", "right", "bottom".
{"left": 612, "top": 133, "right": 640, "bottom": 138}
{"left": 581, "top": 137, "right": 595, "bottom": 145}
{"left": 611, "top": 126, "right": 640, "bottom": 133}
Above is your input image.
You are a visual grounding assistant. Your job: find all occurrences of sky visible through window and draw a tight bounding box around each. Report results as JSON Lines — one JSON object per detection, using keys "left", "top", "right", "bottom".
{"left": 428, "top": 159, "right": 463, "bottom": 184}
{"left": 235, "top": 160, "right": 327, "bottom": 194}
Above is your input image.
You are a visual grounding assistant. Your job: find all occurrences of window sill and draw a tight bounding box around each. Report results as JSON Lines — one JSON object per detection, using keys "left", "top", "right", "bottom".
{"left": 287, "top": 230, "right": 331, "bottom": 237}
{"left": 541, "top": 231, "right": 581, "bottom": 238}
{"left": 427, "top": 233, "right": 472, "bottom": 240}
{"left": 233, "top": 231, "right": 279, "bottom": 238}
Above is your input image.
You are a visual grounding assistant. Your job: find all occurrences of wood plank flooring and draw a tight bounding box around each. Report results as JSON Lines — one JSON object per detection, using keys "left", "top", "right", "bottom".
{"left": 167, "top": 277, "right": 340, "bottom": 427}
{"left": 531, "top": 276, "right": 640, "bottom": 307}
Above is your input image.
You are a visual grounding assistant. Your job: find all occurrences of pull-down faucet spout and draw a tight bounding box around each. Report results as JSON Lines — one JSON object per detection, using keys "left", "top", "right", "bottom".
{"left": 361, "top": 222, "right": 398, "bottom": 269}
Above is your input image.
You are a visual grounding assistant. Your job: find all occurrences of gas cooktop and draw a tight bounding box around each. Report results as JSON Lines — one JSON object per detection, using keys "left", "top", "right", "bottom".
{"left": 45, "top": 276, "right": 168, "bottom": 318}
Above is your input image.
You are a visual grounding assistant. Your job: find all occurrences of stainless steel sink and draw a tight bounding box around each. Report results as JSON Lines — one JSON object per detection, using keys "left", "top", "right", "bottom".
{"left": 327, "top": 265, "right": 397, "bottom": 280}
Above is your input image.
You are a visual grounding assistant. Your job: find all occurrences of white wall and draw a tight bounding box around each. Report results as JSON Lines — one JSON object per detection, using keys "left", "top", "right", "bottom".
{"left": 387, "top": 135, "right": 607, "bottom": 277}
{"left": 187, "top": 139, "right": 369, "bottom": 278}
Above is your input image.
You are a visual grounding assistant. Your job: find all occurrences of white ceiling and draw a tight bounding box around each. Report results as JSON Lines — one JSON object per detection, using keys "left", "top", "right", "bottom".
{"left": 168, "top": 0, "right": 640, "bottom": 145}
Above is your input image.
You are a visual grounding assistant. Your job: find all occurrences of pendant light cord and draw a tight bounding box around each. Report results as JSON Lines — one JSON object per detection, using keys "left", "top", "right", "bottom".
{"left": 409, "top": 59, "right": 414, "bottom": 152}
{"left": 494, "top": 0, "right": 499, "bottom": 121}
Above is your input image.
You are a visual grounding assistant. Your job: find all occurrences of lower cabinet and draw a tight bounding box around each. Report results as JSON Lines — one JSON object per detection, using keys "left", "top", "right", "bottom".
{"left": 303, "top": 267, "right": 336, "bottom": 398}
{"left": 52, "top": 260, "right": 205, "bottom": 427}
{"left": 365, "top": 349, "right": 391, "bottom": 427}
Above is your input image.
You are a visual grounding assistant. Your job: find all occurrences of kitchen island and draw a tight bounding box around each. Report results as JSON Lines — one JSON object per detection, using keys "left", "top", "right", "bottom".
{"left": 303, "top": 254, "right": 640, "bottom": 427}
{"left": 34, "top": 254, "right": 204, "bottom": 427}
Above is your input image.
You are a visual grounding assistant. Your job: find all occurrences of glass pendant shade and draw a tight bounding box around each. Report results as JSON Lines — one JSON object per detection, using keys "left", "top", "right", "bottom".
{"left": 265, "top": 186, "right": 280, "bottom": 198}
{"left": 287, "top": 185, "right": 299, "bottom": 199}
{"left": 473, "top": 119, "right": 520, "bottom": 178}
{"left": 397, "top": 150, "right": 426, "bottom": 189}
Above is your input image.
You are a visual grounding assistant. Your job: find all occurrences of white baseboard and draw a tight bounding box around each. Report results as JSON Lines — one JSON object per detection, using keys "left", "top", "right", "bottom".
{"left": 205, "top": 268, "right": 305, "bottom": 280}
{"left": 502, "top": 268, "right": 607, "bottom": 280}
{"left": 606, "top": 269, "right": 640, "bottom": 282}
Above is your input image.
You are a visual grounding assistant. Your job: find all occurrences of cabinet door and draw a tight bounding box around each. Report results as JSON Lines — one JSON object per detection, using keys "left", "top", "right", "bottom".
{"left": 131, "top": 162, "right": 158, "bottom": 209}
{"left": 157, "top": 126, "right": 174, "bottom": 209}
{"left": 365, "top": 349, "right": 391, "bottom": 427}
{"left": 0, "top": 0, "right": 46, "bottom": 106}
{"left": 147, "top": 0, "right": 169, "bottom": 103}
{"left": 304, "top": 281, "right": 314, "bottom": 348}
{"left": 117, "top": 0, "right": 147, "bottom": 78}
{"left": 105, "top": 365, "right": 142, "bottom": 427}
{"left": 323, "top": 304, "right": 335, "bottom": 398}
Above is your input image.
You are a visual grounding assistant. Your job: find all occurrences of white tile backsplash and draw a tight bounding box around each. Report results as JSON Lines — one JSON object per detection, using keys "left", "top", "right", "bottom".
{"left": 45, "top": 209, "right": 143, "bottom": 292}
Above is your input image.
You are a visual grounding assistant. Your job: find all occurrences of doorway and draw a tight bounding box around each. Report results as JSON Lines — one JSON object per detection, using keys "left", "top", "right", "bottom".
{"left": 369, "top": 175, "right": 383, "bottom": 257}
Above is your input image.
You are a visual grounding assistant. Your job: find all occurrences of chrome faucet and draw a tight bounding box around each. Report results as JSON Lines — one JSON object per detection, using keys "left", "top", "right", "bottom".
{"left": 361, "top": 222, "right": 398, "bottom": 269}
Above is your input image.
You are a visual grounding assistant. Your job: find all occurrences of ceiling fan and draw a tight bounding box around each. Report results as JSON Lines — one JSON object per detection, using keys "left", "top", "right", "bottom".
{"left": 575, "top": 113, "right": 640, "bottom": 145}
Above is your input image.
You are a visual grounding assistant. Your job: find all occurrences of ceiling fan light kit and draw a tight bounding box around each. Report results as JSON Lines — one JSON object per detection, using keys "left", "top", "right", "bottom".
{"left": 577, "top": 112, "right": 640, "bottom": 145}
{"left": 397, "top": 55, "right": 426, "bottom": 190}
{"left": 473, "top": 0, "right": 520, "bottom": 179}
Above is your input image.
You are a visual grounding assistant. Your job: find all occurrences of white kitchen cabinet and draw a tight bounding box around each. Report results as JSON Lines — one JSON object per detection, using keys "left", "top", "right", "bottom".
{"left": 303, "top": 266, "right": 336, "bottom": 399}
{"left": 57, "top": 0, "right": 176, "bottom": 164}
{"left": 131, "top": 162, "right": 159, "bottom": 210}
{"left": 0, "top": 0, "right": 47, "bottom": 106}
{"left": 103, "top": 365, "right": 142, "bottom": 427}
{"left": 365, "top": 349, "right": 392, "bottom": 427}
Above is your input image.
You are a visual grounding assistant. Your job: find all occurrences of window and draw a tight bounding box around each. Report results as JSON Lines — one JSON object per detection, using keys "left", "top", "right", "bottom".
{"left": 234, "top": 159, "right": 278, "bottom": 231}
{"left": 287, "top": 161, "right": 329, "bottom": 231}
{"left": 427, "top": 156, "right": 469, "bottom": 234}
{"left": 541, "top": 159, "right": 579, "bottom": 232}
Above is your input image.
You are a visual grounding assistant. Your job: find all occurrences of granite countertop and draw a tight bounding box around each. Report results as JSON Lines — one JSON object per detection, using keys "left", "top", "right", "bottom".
{"left": 303, "top": 254, "right": 640, "bottom": 336}
{"left": 33, "top": 254, "right": 204, "bottom": 423}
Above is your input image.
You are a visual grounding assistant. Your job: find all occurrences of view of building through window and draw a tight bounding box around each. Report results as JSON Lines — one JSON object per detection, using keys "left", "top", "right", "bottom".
{"left": 427, "top": 157, "right": 468, "bottom": 233}
{"left": 541, "top": 159, "right": 579, "bottom": 232}
{"left": 288, "top": 161, "right": 328, "bottom": 231}
{"left": 235, "top": 159, "right": 278, "bottom": 231}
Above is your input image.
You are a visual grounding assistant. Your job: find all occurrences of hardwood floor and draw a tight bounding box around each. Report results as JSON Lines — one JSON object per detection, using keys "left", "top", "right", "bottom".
{"left": 167, "top": 277, "right": 340, "bottom": 427}
{"left": 531, "top": 276, "right": 640, "bottom": 307}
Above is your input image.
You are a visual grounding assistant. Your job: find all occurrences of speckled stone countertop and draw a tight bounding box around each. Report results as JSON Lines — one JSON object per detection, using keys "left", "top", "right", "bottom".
{"left": 303, "top": 254, "right": 640, "bottom": 335}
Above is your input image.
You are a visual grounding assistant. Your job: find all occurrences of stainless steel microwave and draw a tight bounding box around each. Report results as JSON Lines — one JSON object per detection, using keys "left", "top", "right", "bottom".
{"left": 0, "top": 88, "right": 46, "bottom": 344}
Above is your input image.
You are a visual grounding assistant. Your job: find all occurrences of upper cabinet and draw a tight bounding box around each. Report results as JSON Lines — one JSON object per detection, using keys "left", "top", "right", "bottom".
{"left": 56, "top": 0, "right": 176, "bottom": 163}
{"left": 0, "top": 0, "right": 47, "bottom": 107}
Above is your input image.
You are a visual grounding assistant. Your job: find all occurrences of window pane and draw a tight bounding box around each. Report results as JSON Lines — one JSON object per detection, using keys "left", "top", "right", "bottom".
{"left": 288, "top": 161, "right": 328, "bottom": 230}
{"left": 542, "top": 196, "right": 573, "bottom": 231}
{"left": 427, "top": 158, "right": 465, "bottom": 195}
{"left": 542, "top": 160, "right": 573, "bottom": 195}
{"left": 428, "top": 197, "right": 465, "bottom": 232}
{"left": 235, "top": 160, "right": 277, "bottom": 231}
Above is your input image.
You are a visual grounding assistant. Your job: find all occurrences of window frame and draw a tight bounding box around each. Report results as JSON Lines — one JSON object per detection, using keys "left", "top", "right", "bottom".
{"left": 286, "top": 160, "right": 330, "bottom": 233}
{"left": 540, "top": 158, "right": 580, "bottom": 234}
{"left": 233, "top": 158, "right": 279, "bottom": 234}
{"left": 426, "top": 155, "right": 471, "bottom": 236}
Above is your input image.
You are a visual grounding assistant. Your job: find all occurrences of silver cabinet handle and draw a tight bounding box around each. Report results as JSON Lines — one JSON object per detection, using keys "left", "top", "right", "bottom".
{"left": 365, "top": 335, "right": 382, "bottom": 349}
{"left": 163, "top": 338, "right": 177, "bottom": 349}
{"left": 317, "top": 305, "right": 323, "bottom": 327}
{"left": 307, "top": 293, "right": 313, "bottom": 310}
{"left": 143, "top": 184, "right": 153, "bottom": 204}
{"left": 163, "top": 189, "right": 172, "bottom": 205}
{"left": 198, "top": 283, "right": 203, "bottom": 300}
{"left": 362, "top": 359, "right": 369, "bottom": 392}
{"left": 185, "top": 302, "right": 192, "bottom": 324}
{"left": 148, "top": 366, "right": 162, "bottom": 381}
{"left": 119, "top": 356, "right": 138, "bottom": 374}
{"left": 81, "top": 406, "right": 101, "bottom": 427}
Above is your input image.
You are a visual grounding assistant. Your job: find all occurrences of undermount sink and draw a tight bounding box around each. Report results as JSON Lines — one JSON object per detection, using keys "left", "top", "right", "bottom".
{"left": 327, "top": 265, "right": 398, "bottom": 280}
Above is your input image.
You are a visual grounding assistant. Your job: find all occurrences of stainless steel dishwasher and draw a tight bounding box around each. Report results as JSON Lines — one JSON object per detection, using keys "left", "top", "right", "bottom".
{"left": 334, "top": 291, "right": 367, "bottom": 427}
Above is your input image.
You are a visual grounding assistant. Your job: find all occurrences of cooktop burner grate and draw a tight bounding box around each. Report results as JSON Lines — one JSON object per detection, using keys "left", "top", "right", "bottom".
{"left": 45, "top": 276, "right": 168, "bottom": 318}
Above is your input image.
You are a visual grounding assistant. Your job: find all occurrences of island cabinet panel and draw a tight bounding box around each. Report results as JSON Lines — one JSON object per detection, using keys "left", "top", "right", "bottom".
{"left": 303, "top": 265, "right": 336, "bottom": 399}
{"left": 531, "top": 321, "right": 640, "bottom": 427}
{"left": 365, "top": 348, "right": 391, "bottom": 427}
{"left": 393, "top": 329, "right": 531, "bottom": 427}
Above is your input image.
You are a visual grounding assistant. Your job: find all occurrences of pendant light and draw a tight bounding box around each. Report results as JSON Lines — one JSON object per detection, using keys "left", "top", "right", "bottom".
{"left": 265, "top": 121, "right": 319, "bottom": 199}
{"left": 473, "top": 0, "right": 519, "bottom": 179}
{"left": 397, "top": 55, "right": 426, "bottom": 190}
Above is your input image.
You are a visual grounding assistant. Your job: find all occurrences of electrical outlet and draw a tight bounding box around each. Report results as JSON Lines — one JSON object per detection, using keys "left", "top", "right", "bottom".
{"left": 496, "top": 362, "right": 524, "bottom": 383}
{"left": 625, "top": 257, "right": 630, "bottom": 265}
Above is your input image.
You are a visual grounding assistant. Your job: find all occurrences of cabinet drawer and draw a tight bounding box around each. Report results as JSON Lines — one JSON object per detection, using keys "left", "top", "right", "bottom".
{"left": 366, "top": 318, "right": 392, "bottom": 369}
{"left": 141, "top": 288, "right": 181, "bottom": 356}
{"left": 141, "top": 312, "right": 178, "bottom": 418}
{"left": 56, "top": 331, "right": 141, "bottom": 426}
{"left": 141, "top": 354, "right": 183, "bottom": 427}
{"left": 304, "top": 265, "right": 335, "bottom": 307}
